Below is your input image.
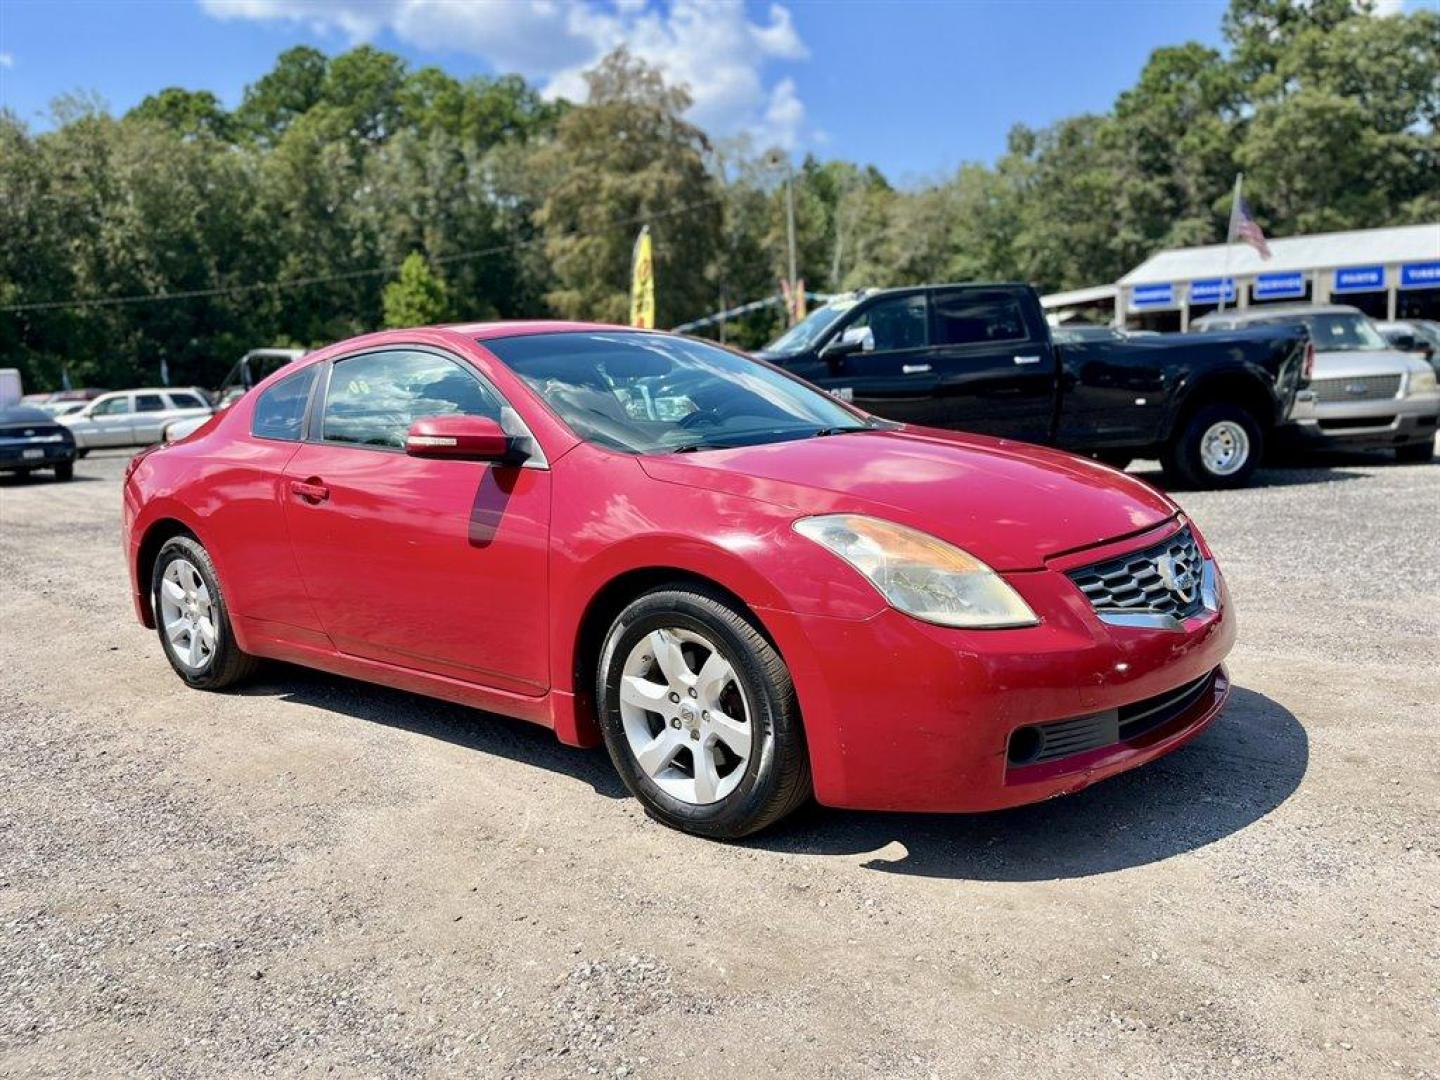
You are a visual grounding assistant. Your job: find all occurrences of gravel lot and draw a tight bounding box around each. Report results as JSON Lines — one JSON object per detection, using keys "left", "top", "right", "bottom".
{"left": 2, "top": 445, "right": 1437, "bottom": 1079}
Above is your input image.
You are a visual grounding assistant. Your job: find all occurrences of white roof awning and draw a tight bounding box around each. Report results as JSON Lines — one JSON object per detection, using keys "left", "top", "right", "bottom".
{"left": 1040, "top": 284, "right": 1116, "bottom": 308}
{"left": 1118, "top": 223, "right": 1440, "bottom": 286}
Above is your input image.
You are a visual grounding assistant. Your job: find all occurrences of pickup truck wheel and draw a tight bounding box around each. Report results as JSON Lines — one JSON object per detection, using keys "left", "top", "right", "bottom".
{"left": 1395, "top": 440, "right": 1434, "bottom": 464}
{"left": 1162, "top": 403, "right": 1262, "bottom": 490}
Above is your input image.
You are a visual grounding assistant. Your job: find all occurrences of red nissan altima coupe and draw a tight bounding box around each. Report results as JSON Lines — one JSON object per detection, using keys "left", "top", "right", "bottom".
{"left": 123, "top": 322, "right": 1234, "bottom": 837}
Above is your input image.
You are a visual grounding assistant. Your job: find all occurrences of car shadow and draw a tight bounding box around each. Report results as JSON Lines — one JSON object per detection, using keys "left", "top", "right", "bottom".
{"left": 237, "top": 668, "right": 1303, "bottom": 880}
{"left": 744, "top": 686, "right": 1307, "bottom": 881}
{"left": 235, "top": 664, "right": 629, "bottom": 800}
{"left": 1127, "top": 462, "right": 1367, "bottom": 490}
{"left": 0, "top": 471, "right": 105, "bottom": 486}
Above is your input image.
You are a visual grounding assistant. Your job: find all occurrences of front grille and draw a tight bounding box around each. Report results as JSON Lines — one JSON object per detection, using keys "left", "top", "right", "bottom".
{"left": 1007, "top": 669, "right": 1217, "bottom": 767}
{"left": 1312, "top": 374, "right": 1401, "bottom": 403}
{"left": 1067, "top": 526, "right": 1204, "bottom": 621}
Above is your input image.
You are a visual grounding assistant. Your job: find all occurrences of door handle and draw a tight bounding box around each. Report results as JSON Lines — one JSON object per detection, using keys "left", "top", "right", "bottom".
{"left": 290, "top": 478, "right": 330, "bottom": 504}
{"left": 902, "top": 363, "right": 932, "bottom": 374}
{"left": 1013, "top": 354, "right": 1042, "bottom": 365}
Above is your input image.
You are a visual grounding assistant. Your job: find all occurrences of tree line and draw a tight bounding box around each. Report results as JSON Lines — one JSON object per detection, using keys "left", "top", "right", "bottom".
{"left": 1, "top": 0, "right": 1435, "bottom": 392}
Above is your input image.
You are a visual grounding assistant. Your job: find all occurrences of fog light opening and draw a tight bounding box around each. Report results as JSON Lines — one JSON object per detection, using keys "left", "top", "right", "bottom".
{"left": 1008, "top": 725, "right": 1043, "bottom": 766}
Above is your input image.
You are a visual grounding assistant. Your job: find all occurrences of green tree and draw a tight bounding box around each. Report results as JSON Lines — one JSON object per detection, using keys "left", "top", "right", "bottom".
{"left": 535, "top": 48, "right": 720, "bottom": 326}
{"left": 383, "top": 252, "right": 451, "bottom": 328}
{"left": 127, "top": 88, "right": 234, "bottom": 141}
{"left": 234, "top": 46, "right": 328, "bottom": 143}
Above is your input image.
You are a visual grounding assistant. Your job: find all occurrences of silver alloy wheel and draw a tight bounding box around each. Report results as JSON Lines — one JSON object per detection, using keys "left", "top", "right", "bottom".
{"left": 158, "top": 558, "right": 217, "bottom": 671}
{"left": 1199, "top": 420, "right": 1250, "bottom": 476}
{"left": 618, "top": 627, "right": 753, "bottom": 806}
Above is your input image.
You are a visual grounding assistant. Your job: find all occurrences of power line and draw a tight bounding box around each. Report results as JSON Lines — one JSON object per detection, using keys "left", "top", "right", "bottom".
{"left": 0, "top": 195, "right": 724, "bottom": 315}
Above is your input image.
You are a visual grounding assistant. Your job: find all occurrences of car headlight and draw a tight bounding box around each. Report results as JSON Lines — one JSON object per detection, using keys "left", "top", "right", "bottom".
{"left": 1407, "top": 367, "right": 1437, "bottom": 395}
{"left": 793, "top": 514, "right": 1039, "bottom": 628}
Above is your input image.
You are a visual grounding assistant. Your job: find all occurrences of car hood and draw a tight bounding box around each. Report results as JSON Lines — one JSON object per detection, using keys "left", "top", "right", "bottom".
{"left": 1312, "top": 348, "right": 1426, "bottom": 380}
{"left": 638, "top": 427, "right": 1177, "bottom": 571}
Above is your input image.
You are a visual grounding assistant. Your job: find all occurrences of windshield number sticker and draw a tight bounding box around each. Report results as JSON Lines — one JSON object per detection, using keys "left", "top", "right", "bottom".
{"left": 829, "top": 387, "right": 855, "bottom": 403}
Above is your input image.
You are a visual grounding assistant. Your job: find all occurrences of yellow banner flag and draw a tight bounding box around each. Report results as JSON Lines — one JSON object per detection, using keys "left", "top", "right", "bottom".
{"left": 630, "top": 226, "right": 654, "bottom": 329}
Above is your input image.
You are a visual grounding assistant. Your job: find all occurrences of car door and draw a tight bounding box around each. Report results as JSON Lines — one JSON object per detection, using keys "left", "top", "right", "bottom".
{"left": 923, "top": 287, "right": 1056, "bottom": 441}
{"left": 282, "top": 346, "right": 551, "bottom": 697}
{"left": 81, "top": 393, "right": 136, "bottom": 447}
{"left": 785, "top": 292, "right": 941, "bottom": 425}
{"left": 132, "top": 392, "right": 171, "bottom": 445}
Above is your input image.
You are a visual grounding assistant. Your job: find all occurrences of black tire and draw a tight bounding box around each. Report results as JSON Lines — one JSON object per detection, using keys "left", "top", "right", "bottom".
{"left": 1395, "top": 440, "right": 1435, "bottom": 464}
{"left": 151, "top": 535, "right": 259, "bottom": 690}
{"left": 1161, "top": 402, "right": 1263, "bottom": 489}
{"left": 596, "top": 585, "right": 811, "bottom": 839}
{"left": 53, "top": 461, "right": 74, "bottom": 481}
{"left": 76, "top": 448, "right": 89, "bottom": 459}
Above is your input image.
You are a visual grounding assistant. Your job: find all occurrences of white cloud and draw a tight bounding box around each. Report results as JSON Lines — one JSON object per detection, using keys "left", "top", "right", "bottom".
{"left": 0, "top": 52, "right": 14, "bottom": 69}
{"left": 200, "top": 0, "right": 811, "bottom": 150}
{"left": 1368, "top": 0, "right": 1405, "bottom": 15}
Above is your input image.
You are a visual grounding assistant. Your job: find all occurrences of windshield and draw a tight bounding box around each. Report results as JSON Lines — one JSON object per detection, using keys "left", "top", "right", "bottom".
{"left": 485, "top": 331, "right": 869, "bottom": 454}
{"left": 762, "top": 298, "right": 858, "bottom": 354}
{"left": 1259, "top": 312, "right": 1389, "bottom": 352}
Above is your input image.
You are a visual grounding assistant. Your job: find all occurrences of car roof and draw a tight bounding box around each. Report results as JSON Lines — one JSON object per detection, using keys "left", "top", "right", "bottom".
{"left": 444, "top": 319, "right": 636, "bottom": 341}
{"left": 1197, "top": 303, "right": 1363, "bottom": 324}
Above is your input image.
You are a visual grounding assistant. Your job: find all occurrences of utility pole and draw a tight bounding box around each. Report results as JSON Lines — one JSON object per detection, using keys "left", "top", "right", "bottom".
{"left": 766, "top": 148, "right": 799, "bottom": 325}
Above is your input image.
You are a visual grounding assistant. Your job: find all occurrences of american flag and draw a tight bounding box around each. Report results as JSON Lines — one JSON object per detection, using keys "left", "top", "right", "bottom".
{"left": 1228, "top": 189, "right": 1272, "bottom": 260}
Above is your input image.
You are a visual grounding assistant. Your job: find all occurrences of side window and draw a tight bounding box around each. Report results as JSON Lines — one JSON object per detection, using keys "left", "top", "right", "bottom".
{"left": 252, "top": 366, "right": 318, "bottom": 442}
{"left": 135, "top": 394, "right": 168, "bottom": 413}
{"left": 168, "top": 392, "right": 208, "bottom": 409}
{"left": 931, "top": 290, "right": 1031, "bottom": 346}
{"left": 322, "top": 349, "right": 502, "bottom": 450}
{"left": 846, "top": 295, "right": 928, "bottom": 352}
{"left": 92, "top": 396, "right": 131, "bottom": 416}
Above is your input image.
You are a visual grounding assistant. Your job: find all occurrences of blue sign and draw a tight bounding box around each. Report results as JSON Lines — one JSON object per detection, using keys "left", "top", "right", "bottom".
{"left": 1333, "top": 265, "right": 1385, "bottom": 293}
{"left": 1254, "top": 271, "right": 1306, "bottom": 300}
{"left": 1131, "top": 283, "right": 1175, "bottom": 308}
{"left": 1400, "top": 261, "right": 1440, "bottom": 289}
{"left": 1189, "top": 278, "right": 1236, "bottom": 304}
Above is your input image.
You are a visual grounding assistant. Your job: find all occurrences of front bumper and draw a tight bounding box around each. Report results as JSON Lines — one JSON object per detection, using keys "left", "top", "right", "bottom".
{"left": 1282, "top": 389, "right": 1439, "bottom": 450}
{"left": 758, "top": 522, "right": 1235, "bottom": 813}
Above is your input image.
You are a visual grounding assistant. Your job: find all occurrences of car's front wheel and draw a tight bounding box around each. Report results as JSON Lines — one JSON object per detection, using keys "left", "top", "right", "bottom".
{"left": 151, "top": 535, "right": 258, "bottom": 690}
{"left": 596, "top": 586, "right": 811, "bottom": 839}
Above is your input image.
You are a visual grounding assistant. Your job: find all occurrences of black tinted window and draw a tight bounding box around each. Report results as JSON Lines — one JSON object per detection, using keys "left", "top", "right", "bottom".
{"left": 252, "top": 367, "right": 317, "bottom": 442}
{"left": 932, "top": 291, "right": 1029, "bottom": 346}
{"left": 135, "top": 394, "right": 168, "bottom": 413}
{"left": 322, "top": 350, "right": 501, "bottom": 449}
{"left": 849, "top": 295, "right": 928, "bottom": 351}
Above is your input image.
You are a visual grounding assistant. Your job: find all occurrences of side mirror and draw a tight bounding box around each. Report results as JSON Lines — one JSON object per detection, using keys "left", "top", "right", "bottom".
{"left": 1386, "top": 331, "right": 1419, "bottom": 352}
{"left": 405, "top": 414, "right": 515, "bottom": 462}
{"left": 822, "top": 325, "right": 875, "bottom": 360}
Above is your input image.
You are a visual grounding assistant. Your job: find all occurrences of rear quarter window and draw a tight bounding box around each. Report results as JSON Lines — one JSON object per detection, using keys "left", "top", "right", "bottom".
{"left": 252, "top": 367, "right": 318, "bottom": 442}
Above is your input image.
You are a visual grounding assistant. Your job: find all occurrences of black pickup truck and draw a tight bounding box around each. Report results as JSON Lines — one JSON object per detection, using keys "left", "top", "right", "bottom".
{"left": 756, "top": 283, "right": 1311, "bottom": 488}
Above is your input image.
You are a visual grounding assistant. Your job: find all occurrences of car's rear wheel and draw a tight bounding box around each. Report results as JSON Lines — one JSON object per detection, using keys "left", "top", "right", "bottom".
{"left": 1395, "top": 440, "right": 1435, "bottom": 464}
{"left": 53, "top": 461, "right": 74, "bottom": 481}
{"left": 596, "top": 586, "right": 811, "bottom": 839}
{"left": 151, "top": 536, "right": 258, "bottom": 690}
{"left": 1162, "top": 403, "right": 1262, "bottom": 489}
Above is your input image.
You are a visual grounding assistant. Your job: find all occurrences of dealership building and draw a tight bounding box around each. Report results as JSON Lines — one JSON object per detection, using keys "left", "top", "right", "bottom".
{"left": 1042, "top": 222, "right": 1440, "bottom": 331}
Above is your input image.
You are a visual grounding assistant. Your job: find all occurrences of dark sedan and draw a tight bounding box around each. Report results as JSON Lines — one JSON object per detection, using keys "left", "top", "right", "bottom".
{"left": 0, "top": 404, "right": 78, "bottom": 481}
